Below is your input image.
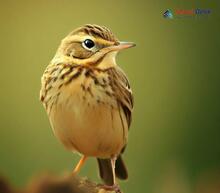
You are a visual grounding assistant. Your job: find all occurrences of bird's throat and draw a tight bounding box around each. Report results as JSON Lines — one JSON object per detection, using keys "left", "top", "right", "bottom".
{"left": 96, "top": 51, "right": 118, "bottom": 69}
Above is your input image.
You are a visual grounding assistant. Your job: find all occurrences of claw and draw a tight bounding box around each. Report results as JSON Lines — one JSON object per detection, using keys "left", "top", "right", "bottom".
{"left": 98, "top": 184, "right": 122, "bottom": 193}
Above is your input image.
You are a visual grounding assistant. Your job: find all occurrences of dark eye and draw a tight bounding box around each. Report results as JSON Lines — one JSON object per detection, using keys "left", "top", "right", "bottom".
{"left": 83, "top": 39, "right": 95, "bottom": 49}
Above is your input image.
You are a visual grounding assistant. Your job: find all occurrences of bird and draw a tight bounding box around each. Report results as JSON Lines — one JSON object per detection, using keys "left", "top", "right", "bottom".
{"left": 40, "top": 24, "right": 135, "bottom": 193}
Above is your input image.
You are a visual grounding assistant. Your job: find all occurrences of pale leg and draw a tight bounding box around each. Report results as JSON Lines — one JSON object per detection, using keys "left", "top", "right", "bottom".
{"left": 73, "top": 155, "right": 88, "bottom": 174}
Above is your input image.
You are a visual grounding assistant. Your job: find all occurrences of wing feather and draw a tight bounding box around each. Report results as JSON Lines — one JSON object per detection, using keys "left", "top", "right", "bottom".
{"left": 107, "top": 67, "right": 133, "bottom": 128}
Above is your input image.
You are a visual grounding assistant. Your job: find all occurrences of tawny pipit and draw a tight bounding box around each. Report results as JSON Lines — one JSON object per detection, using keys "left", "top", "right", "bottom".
{"left": 40, "top": 24, "right": 135, "bottom": 192}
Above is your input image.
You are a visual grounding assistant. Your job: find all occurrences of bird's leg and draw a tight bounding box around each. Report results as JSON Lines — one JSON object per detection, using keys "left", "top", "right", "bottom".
{"left": 111, "top": 156, "right": 117, "bottom": 185}
{"left": 98, "top": 156, "right": 122, "bottom": 193}
{"left": 73, "top": 155, "right": 87, "bottom": 174}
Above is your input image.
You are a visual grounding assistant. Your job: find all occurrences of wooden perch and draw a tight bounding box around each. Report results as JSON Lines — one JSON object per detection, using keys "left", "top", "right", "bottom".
{"left": 0, "top": 174, "right": 116, "bottom": 193}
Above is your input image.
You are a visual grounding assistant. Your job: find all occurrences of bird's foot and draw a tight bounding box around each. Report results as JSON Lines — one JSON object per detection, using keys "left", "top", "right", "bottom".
{"left": 98, "top": 183, "right": 122, "bottom": 193}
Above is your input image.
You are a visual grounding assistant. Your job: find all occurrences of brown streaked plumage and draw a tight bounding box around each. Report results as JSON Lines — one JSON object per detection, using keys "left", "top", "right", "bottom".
{"left": 40, "top": 24, "right": 135, "bottom": 193}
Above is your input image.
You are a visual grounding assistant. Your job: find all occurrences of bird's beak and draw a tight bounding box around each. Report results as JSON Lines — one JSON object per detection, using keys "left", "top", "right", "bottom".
{"left": 109, "top": 41, "right": 136, "bottom": 52}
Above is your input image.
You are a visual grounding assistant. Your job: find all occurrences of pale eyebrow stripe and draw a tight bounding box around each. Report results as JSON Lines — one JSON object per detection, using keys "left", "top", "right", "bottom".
{"left": 95, "top": 38, "right": 115, "bottom": 46}
{"left": 63, "top": 34, "right": 115, "bottom": 46}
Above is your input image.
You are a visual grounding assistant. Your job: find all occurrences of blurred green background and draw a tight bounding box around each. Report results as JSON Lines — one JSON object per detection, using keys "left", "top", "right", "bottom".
{"left": 0, "top": 1, "right": 220, "bottom": 193}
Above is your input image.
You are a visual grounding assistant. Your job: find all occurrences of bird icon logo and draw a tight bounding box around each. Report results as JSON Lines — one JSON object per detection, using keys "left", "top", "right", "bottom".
{"left": 163, "top": 9, "right": 173, "bottom": 19}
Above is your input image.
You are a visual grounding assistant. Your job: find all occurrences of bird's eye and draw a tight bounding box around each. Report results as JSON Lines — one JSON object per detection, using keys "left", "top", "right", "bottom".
{"left": 82, "top": 39, "right": 95, "bottom": 50}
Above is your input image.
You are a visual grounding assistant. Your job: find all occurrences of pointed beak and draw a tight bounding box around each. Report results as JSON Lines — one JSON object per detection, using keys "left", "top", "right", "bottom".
{"left": 109, "top": 41, "right": 136, "bottom": 51}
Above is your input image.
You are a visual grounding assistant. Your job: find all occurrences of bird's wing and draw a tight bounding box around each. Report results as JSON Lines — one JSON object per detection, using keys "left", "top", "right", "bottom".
{"left": 107, "top": 66, "right": 133, "bottom": 129}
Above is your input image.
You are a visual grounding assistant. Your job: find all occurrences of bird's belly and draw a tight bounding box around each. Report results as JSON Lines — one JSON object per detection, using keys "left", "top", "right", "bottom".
{"left": 49, "top": 81, "right": 128, "bottom": 158}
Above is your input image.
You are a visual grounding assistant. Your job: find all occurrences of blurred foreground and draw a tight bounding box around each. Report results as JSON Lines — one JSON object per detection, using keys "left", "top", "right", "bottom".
{"left": 1, "top": 168, "right": 220, "bottom": 193}
{"left": 0, "top": 173, "right": 110, "bottom": 193}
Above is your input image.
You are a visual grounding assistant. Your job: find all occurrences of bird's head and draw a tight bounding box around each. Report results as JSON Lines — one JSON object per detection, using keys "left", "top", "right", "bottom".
{"left": 54, "top": 24, "right": 135, "bottom": 68}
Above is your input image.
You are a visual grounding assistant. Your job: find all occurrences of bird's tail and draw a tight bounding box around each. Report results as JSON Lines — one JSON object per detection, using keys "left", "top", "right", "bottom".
{"left": 97, "top": 155, "right": 128, "bottom": 186}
